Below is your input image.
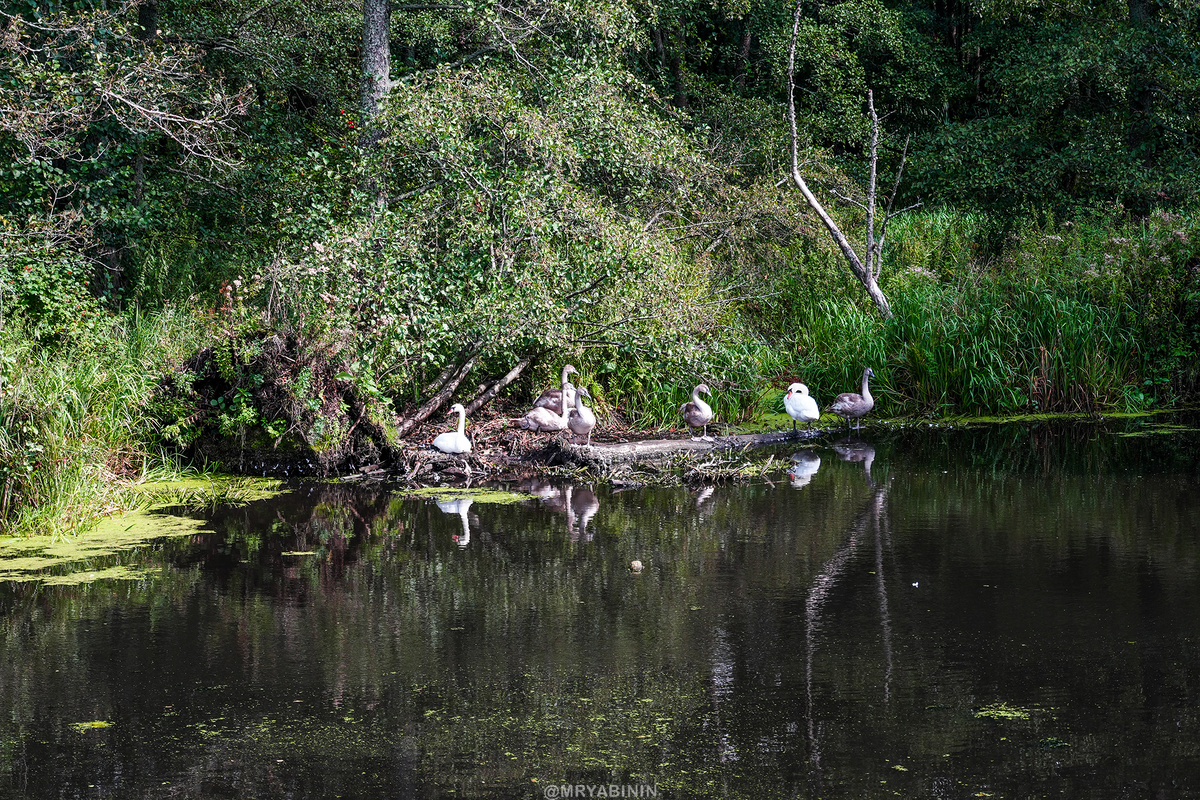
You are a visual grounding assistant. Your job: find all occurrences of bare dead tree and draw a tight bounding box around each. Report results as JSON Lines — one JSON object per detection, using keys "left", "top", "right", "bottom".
{"left": 785, "top": 1, "right": 920, "bottom": 320}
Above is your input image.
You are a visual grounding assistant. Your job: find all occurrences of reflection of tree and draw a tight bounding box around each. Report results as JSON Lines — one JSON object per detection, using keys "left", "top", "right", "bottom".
{"left": 803, "top": 481, "right": 890, "bottom": 792}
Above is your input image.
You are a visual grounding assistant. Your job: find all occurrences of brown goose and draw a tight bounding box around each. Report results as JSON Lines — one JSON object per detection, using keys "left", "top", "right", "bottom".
{"left": 680, "top": 383, "right": 715, "bottom": 441}
{"left": 827, "top": 368, "right": 875, "bottom": 430}
{"left": 532, "top": 365, "right": 578, "bottom": 416}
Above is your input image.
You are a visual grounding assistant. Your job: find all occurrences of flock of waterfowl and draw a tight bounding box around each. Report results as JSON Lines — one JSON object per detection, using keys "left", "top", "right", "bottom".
{"left": 430, "top": 364, "right": 877, "bottom": 455}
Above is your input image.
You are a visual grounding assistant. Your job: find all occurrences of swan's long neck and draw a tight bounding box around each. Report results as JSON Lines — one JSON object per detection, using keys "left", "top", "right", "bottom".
{"left": 561, "top": 367, "right": 572, "bottom": 390}
{"left": 692, "top": 387, "right": 710, "bottom": 412}
{"left": 456, "top": 407, "right": 466, "bottom": 435}
{"left": 860, "top": 372, "right": 872, "bottom": 403}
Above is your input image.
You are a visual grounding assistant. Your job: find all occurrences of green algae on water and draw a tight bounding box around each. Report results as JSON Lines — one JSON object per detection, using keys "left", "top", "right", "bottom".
{"left": 974, "top": 705, "right": 1032, "bottom": 724}
{"left": 133, "top": 476, "right": 287, "bottom": 509}
{"left": 70, "top": 721, "right": 112, "bottom": 733}
{"left": 42, "top": 565, "right": 149, "bottom": 586}
{"left": 0, "top": 510, "right": 204, "bottom": 583}
{"left": 400, "top": 487, "right": 535, "bottom": 505}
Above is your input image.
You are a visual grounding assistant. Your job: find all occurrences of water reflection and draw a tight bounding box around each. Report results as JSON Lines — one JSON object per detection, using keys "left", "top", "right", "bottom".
{"left": 518, "top": 478, "right": 602, "bottom": 543}
{"left": 436, "top": 497, "right": 474, "bottom": 548}
{"left": 832, "top": 438, "right": 876, "bottom": 485}
{"left": 4, "top": 417, "right": 1200, "bottom": 798}
{"left": 787, "top": 450, "right": 821, "bottom": 489}
{"left": 568, "top": 485, "right": 599, "bottom": 542}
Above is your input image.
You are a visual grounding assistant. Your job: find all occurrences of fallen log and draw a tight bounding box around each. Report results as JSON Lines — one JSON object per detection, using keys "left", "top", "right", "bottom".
{"left": 545, "top": 428, "right": 822, "bottom": 470}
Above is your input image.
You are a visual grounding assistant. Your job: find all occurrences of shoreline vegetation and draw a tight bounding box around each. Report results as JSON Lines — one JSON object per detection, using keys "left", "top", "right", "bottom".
{"left": 5, "top": 207, "right": 1200, "bottom": 538}
{"left": 3, "top": 207, "right": 1200, "bottom": 537}
{"left": 2, "top": 1, "right": 1199, "bottom": 537}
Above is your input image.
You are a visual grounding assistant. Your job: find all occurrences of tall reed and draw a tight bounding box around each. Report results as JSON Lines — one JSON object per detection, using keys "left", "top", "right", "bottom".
{"left": 0, "top": 307, "right": 206, "bottom": 535}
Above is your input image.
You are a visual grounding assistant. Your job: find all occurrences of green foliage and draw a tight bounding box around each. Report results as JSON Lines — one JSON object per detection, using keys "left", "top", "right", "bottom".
{"left": 0, "top": 308, "right": 207, "bottom": 536}
{"left": 910, "top": 0, "right": 1200, "bottom": 214}
{"left": 751, "top": 206, "right": 1200, "bottom": 418}
{"left": 2, "top": 0, "right": 1200, "bottom": 537}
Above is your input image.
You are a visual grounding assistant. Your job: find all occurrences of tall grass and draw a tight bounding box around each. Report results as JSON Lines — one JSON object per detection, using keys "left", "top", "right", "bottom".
{"left": 0, "top": 307, "right": 207, "bottom": 536}
{"left": 627, "top": 206, "right": 1200, "bottom": 423}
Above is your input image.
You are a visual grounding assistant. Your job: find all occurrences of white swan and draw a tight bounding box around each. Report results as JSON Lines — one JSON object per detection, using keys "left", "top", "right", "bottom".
{"left": 680, "top": 383, "right": 714, "bottom": 441}
{"left": 432, "top": 403, "right": 472, "bottom": 454}
{"left": 568, "top": 386, "right": 597, "bottom": 446}
{"left": 533, "top": 364, "right": 579, "bottom": 416}
{"left": 784, "top": 383, "right": 820, "bottom": 432}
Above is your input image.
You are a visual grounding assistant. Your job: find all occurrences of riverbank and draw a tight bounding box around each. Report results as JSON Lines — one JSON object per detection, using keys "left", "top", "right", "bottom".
{"left": 5, "top": 207, "right": 1200, "bottom": 538}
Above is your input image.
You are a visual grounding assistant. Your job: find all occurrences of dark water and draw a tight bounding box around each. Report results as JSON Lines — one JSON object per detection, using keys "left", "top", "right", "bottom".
{"left": 3, "top": 417, "right": 1200, "bottom": 799}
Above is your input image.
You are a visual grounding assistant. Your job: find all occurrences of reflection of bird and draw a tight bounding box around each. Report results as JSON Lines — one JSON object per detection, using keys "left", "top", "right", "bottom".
{"left": 533, "top": 364, "right": 579, "bottom": 416}
{"left": 833, "top": 440, "right": 876, "bottom": 485}
{"left": 432, "top": 403, "right": 472, "bottom": 454}
{"left": 569, "top": 485, "right": 599, "bottom": 542}
{"left": 784, "top": 383, "right": 820, "bottom": 432}
{"left": 680, "top": 383, "right": 715, "bottom": 441}
{"left": 568, "top": 387, "right": 597, "bottom": 446}
{"left": 519, "top": 477, "right": 570, "bottom": 514}
{"left": 787, "top": 450, "right": 822, "bottom": 488}
{"left": 694, "top": 485, "right": 716, "bottom": 513}
{"left": 436, "top": 497, "right": 473, "bottom": 548}
{"left": 828, "top": 368, "right": 875, "bottom": 430}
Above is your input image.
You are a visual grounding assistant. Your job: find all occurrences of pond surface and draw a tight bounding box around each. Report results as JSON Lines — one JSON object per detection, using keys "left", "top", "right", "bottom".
{"left": 3, "top": 416, "right": 1200, "bottom": 799}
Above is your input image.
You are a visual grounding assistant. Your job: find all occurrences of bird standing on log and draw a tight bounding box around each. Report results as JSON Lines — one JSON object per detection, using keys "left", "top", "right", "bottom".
{"left": 784, "top": 383, "right": 820, "bottom": 432}
{"left": 680, "top": 383, "right": 715, "bottom": 442}
{"left": 568, "top": 386, "right": 597, "bottom": 446}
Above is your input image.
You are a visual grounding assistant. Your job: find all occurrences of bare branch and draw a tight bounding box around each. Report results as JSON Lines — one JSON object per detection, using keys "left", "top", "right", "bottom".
{"left": 464, "top": 357, "right": 531, "bottom": 415}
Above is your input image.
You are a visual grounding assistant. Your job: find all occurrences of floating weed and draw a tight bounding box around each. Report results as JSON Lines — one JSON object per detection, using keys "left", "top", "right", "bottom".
{"left": 133, "top": 477, "right": 287, "bottom": 511}
{"left": 70, "top": 721, "right": 112, "bottom": 733}
{"left": 42, "top": 565, "right": 148, "bottom": 586}
{"left": 974, "top": 703, "right": 1034, "bottom": 720}
{"left": 1039, "top": 737, "right": 1071, "bottom": 749}
{"left": 0, "top": 509, "right": 203, "bottom": 582}
{"left": 399, "top": 487, "right": 535, "bottom": 504}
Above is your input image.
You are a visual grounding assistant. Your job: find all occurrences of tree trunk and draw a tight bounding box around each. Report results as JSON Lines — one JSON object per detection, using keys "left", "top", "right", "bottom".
{"left": 735, "top": 24, "right": 752, "bottom": 88}
{"left": 133, "top": 1, "right": 158, "bottom": 205}
{"left": 361, "top": 0, "right": 391, "bottom": 128}
{"left": 361, "top": 0, "right": 391, "bottom": 211}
